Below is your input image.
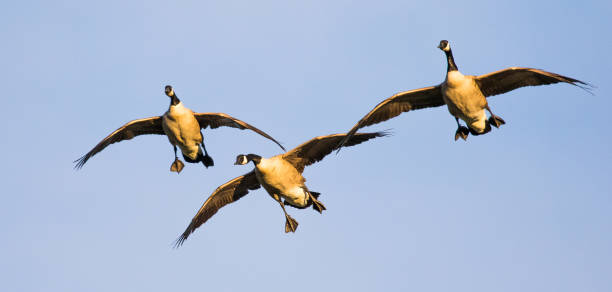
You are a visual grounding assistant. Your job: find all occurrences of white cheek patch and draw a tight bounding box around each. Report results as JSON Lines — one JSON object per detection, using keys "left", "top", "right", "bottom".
{"left": 240, "top": 156, "right": 248, "bottom": 165}
{"left": 443, "top": 43, "right": 450, "bottom": 52}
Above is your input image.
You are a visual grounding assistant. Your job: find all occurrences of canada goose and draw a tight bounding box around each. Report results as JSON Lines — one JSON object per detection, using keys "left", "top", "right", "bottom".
{"left": 337, "top": 40, "right": 592, "bottom": 149}
{"left": 175, "top": 132, "right": 386, "bottom": 246}
{"left": 74, "top": 85, "right": 285, "bottom": 173}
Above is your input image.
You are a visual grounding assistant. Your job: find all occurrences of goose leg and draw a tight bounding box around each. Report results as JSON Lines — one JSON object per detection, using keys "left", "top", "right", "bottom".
{"left": 199, "top": 132, "right": 214, "bottom": 168}
{"left": 170, "top": 145, "right": 185, "bottom": 173}
{"left": 485, "top": 105, "right": 506, "bottom": 128}
{"left": 274, "top": 195, "right": 298, "bottom": 233}
{"left": 454, "top": 117, "right": 469, "bottom": 141}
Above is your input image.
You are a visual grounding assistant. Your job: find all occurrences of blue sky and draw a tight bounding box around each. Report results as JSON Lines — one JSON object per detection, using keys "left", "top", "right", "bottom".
{"left": 2, "top": 0, "right": 611, "bottom": 291}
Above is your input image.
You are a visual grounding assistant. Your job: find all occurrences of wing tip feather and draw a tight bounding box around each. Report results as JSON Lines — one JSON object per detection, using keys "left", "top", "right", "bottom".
{"left": 572, "top": 80, "right": 596, "bottom": 95}
{"left": 336, "top": 130, "right": 390, "bottom": 154}
{"left": 172, "top": 233, "right": 188, "bottom": 249}
{"left": 73, "top": 155, "right": 87, "bottom": 170}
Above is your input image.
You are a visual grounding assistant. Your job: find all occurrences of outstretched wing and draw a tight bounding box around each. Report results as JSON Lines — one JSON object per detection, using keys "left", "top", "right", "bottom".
{"left": 194, "top": 113, "right": 285, "bottom": 151}
{"left": 283, "top": 132, "right": 388, "bottom": 173}
{"left": 337, "top": 86, "right": 443, "bottom": 152}
{"left": 174, "top": 171, "right": 261, "bottom": 247}
{"left": 74, "top": 117, "right": 164, "bottom": 169}
{"left": 475, "top": 67, "right": 593, "bottom": 97}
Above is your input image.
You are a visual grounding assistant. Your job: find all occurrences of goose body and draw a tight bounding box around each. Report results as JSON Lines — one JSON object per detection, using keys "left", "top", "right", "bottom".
{"left": 161, "top": 101, "right": 202, "bottom": 161}
{"left": 442, "top": 70, "right": 488, "bottom": 133}
{"left": 254, "top": 156, "right": 309, "bottom": 207}
{"left": 74, "top": 85, "right": 286, "bottom": 173}
{"left": 336, "top": 40, "right": 592, "bottom": 150}
{"left": 175, "top": 132, "right": 387, "bottom": 246}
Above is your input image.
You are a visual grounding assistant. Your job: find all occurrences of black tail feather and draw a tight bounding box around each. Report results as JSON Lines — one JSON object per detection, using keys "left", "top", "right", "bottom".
{"left": 182, "top": 152, "right": 214, "bottom": 168}
{"left": 182, "top": 154, "right": 198, "bottom": 163}
{"left": 469, "top": 123, "right": 491, "bottom": 136}
{"left": 201, "top": 153, "right": 214, "bottom": 168}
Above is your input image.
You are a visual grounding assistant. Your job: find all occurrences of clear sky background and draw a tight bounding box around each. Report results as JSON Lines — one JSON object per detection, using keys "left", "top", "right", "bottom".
{"left": 1, "top": 0, "right": 610, "bottom": 291}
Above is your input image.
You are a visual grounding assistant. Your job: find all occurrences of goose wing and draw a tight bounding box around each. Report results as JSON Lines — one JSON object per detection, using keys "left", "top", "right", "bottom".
{"left": 194, "top": 113, "right": 285, "bottom": 151}
{"left": 283, "top": 132, "right": 388, "bottom": 173}
{"left": 475, "top": 67, "right": 592, "bottom": 97}
{"left": 337, "top": 86, "right": 443, "bottom": 151}
{"left": 175, "top": 171, "right": 261, "bottom": 247}
{"left": 74, "top": 117, "right": 164, "bottom": 169}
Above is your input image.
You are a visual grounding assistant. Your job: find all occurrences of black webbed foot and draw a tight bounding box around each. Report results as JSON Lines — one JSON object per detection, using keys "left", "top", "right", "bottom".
{"left": 454, "top": 126, "right": 469, "bottom": 141}
{"left": 284, "top": 215, "right": 299, "bottom": 233}
{"left": 170, "top": 158, "right": 185, "bottom": 173}
{"left": 489, "top": 115, "right": 506, "bottom": 128}
{"left": 311, "top": 199, "right": 326, "bottom": 214}
{"left": 309, "top": 191, "right": 326, "bottom": 213}
{"left": 201, "top": 154, "right": 214, "bottom": 168}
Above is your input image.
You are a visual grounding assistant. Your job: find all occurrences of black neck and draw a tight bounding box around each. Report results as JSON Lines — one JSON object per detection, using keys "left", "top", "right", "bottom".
{"left": 445, "top": 49, "right": 458, "bottom": 72}
{"left": 247, "top": 154, "right": 262, "bottom": 165}
{"left": 169, "top": 94, "right": 181, "bottom": 106}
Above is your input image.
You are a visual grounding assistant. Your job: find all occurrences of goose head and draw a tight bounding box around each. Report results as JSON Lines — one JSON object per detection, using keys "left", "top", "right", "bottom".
{"left": 437, "top": 40, "right": 450, "bottom": 52}
{"left": 165, "top": 85, "right": 175, "bottom": 97}
{"left": 234, "top": 154, "right": 262, "bottom": 165}
{"left": 165, "top": 85, "right": 181, "bottom": 105}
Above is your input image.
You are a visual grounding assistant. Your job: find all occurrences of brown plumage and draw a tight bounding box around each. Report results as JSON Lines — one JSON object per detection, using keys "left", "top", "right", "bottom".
{"left": 474, "top": 67, "right": 592, "bottom": 97}
{"left": 73, "top": 117, "right": 165, "bottom": 169}
{"left": 174, "top": 171, "right": 261, "bottom": 247}
{"left": 193, "top": 112, "right": 285, "bottom": 146}
{"left": 74, "top": 86, "right": 285, "bottom": 172}
{"left": 175, "top": 132, "right": 387, "bottom": 247}
{"left": 282, "top": 132, "right": 390, "bottom": 173}
{"left": 336, "top": 86, "right": 444, "bottom": 153}
{"left": 337, "top": 40, "right": 592, "bottom": 150}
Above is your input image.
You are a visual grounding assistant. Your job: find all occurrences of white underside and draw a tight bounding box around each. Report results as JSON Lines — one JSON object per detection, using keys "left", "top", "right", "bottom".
{"left": 283, "top": 186, "right": 309, "bottom": 207}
